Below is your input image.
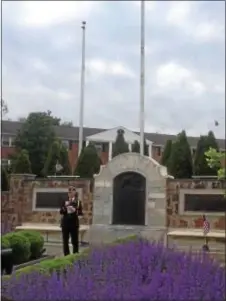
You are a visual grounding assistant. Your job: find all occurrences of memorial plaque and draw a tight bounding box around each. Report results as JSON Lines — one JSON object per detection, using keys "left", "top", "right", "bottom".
{"left": 184, "top": 194, "right": 225, "bottom": 212}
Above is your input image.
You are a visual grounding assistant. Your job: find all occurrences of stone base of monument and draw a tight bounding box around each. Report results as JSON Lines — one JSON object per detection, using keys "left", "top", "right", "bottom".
{"left": 89, "top": 225, "right": 168, "bottom": 246}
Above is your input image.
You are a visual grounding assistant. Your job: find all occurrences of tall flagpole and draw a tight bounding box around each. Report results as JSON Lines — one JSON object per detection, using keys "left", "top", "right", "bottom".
{"left": 78, "top": 21, "right": 86, "bottom": 157}
{"left": 140, "top": 0, "right": 145, "bottom": 156}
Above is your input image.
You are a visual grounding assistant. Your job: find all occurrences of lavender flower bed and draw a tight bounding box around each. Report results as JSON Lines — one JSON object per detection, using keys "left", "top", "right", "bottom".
{"left": 2, "top": 239, "right": 225, "bottom": 301}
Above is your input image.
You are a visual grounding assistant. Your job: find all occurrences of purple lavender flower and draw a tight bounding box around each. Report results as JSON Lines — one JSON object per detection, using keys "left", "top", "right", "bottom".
{"left": 2, "top": 239, "right": 225, "bottom": 301}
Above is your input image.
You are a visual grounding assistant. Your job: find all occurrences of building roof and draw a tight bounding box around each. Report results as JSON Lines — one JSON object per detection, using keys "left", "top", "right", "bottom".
{"left": 1, "top": 120, "right": 225, "bottom": 149}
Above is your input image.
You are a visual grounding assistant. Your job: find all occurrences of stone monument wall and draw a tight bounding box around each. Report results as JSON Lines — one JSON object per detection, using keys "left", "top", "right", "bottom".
{"left": 1, "top": 174, "right": 93, "bottom": 231}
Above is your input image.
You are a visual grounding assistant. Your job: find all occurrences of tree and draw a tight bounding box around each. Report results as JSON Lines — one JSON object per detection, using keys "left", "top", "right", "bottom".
{"left": 12, "top": 149, "right": 32, "bottom": 174}
{"left": 112, "top": 129, "right": 129, "bottom": 158}
{"left": 194, "top": 131, "right": 219, "bottom": 176}
{"left": 14, "top": 112, "right": 57, "bottom": 176}
{"left": 61, "top": 121, "right": 73, "bottom": 127}
{"left": 43, "top": 140, "right": 71, "bottom": 176}
{"left": 75, "top": 144, "right": 101, "bottom": 178}
{"left": 1, "top": 168, "right": 9, "bottom": 191}
{"left": 205, "top": 148, "right": 225, "bottom": 180}
{"left": 132, "top": 140, "right": 140, "bottom": 153}
{"left": 161, "top": 140, "right": 172, "bottom": 166}
{"left": 1, "top": 99, "right": 8, "bottom": 117}
{"left": 168, "top": 130, "right": 193, "bottom": 178}
{"left": 131, "top": 139, "right": 149, "bottom": 156}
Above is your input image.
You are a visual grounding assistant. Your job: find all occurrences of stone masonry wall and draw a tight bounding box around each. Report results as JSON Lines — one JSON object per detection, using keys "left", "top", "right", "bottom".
{"left": 166, "top": 179, "right": 226, "bottom": 230}
{"left": 1, "top": 174, "right": 93, "bottom": 231}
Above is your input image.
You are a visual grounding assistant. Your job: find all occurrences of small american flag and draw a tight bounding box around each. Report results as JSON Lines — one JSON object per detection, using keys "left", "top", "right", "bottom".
{"left": 203, "top": 219, "right": 210, "bottom": 235}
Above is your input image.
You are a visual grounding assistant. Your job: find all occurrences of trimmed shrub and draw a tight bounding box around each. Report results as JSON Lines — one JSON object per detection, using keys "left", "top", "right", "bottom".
{"left": 4, "top": 232, "right": 31, "bottom": 264}
{"left": 1, "top": 236, "right": 10, "bottom": 250}
{"left": 19, "top": 231, "right": 44, "bottom": 259}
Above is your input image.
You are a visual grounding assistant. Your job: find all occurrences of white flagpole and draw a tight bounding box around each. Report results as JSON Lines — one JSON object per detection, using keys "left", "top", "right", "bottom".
{"left": 140, "top": 0, "right": 145, "bottom": 156}
{"left": 78, "top": 21, "right": 86, "bottom": 157}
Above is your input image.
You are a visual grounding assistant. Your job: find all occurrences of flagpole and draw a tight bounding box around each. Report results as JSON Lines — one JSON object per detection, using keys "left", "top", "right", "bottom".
{"left": 78, "top": 21, "right": 86, "bottom": 157}
{"left": 140, "top": 0, "right": 145, "bottom": 156}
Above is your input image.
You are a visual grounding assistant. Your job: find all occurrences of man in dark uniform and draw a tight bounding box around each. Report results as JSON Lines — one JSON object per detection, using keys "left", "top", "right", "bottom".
{"left": 60, "top": 186, "right": 83, "bottom": 256}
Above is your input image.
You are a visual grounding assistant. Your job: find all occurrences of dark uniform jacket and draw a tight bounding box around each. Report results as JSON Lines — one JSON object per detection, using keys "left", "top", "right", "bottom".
{"left": 60, "top": 198, "right": 83, "bottom": 228}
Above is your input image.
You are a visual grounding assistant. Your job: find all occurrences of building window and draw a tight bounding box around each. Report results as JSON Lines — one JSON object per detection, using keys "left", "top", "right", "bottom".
{"left": 94, "top": 143, "right": 103, "bottom": 154}
{"left": 1, "top": 136, "right": 10, "bottom": 147}
{"left": 62, "top": 140, "right": 69, "bottom": 149}
{"left": 1, "top": 159, "right": 11, "bottom": 167}
{"left": 156, "top": 146, "right": 162, "bottom": 156}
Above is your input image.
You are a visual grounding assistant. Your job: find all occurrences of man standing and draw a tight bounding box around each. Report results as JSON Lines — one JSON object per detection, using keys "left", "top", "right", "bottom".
{"left": 60, "top": 186, "right": 83, "bottom": 255}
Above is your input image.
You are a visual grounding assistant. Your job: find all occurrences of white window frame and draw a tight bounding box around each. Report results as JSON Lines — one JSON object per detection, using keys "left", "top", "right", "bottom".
{"left": 32, "top": 187, "right": 83, "bottom": 212}
{"left": 179, "top": 189, "right": 224, "bottom": 216}
{"left": 1, "top": 159, "right": 11, "bottom": 166}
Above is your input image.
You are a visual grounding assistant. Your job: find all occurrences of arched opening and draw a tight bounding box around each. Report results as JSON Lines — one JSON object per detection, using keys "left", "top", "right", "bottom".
{"left": 112, "top": 172, "right": 146, "bottom": 225}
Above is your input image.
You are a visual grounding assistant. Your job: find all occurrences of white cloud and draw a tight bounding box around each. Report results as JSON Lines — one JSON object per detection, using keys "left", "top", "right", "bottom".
{"left": 20, "top": 1, "right": 100, "bottom": 26}
{"left": 193, "top": 22, "right": 225, "bottom": 42}
{"left": 32, "top": 59, "right": 49, "bottom": 73}
{"left": 87, "top": 59, "right": 135, "bottom": 78}
{"left": 156, "top": 62, "right": 206, "bottom": 96}
{"left": 166, "top": 1, "right": 192, "bottom": 26}
{"left": 132, "top": 1, "right": 156, "bottom": 11}
{"left": 166, "top": 1, "right": 224, "bottom": 43}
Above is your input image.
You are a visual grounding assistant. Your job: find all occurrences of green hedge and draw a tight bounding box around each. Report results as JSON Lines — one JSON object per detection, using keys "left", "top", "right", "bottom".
{"left": 1, "top": 236, "right": 11, "bottom": 250}
{"left": 2, "top": 230, "right": 45, "bottom": 264}
{"left": 18, "top": 230, "right": 44, "bottom": 259}
{"left": 14, "top": 234, "right": 139, "bottom": 277}
{"left": 3, "top": 232, "right": 31, "bottom": 265}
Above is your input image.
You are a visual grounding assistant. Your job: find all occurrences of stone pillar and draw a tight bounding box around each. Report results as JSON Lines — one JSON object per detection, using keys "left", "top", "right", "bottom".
{"left": 128, "top": 143, "right": 132, "bottom": 152}
{"left": 8, "top": 174, "right": 36, "bottom": 229}
{"left": 148, "top": 144, "right": 152, "bottom": 157}
{"left": 108, "top": 142, "right": 112, "bottom": 161}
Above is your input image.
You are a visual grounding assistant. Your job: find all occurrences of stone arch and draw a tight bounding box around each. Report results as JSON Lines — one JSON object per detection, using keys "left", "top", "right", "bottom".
{"left": 91, "top": 152, "right": 170, "bottom": 243}
{"left": 112, "top": 171, "right": 146, "bottom": 226}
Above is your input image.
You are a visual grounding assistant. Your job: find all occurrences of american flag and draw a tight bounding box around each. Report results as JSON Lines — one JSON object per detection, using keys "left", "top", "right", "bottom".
{"left": 203, "top": 219, "right": 210, "bottom": 235}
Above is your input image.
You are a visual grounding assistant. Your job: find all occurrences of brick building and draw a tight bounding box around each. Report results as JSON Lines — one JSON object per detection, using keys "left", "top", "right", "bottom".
{"left": 1, "top": 120, "right": 225, "bottom": 171}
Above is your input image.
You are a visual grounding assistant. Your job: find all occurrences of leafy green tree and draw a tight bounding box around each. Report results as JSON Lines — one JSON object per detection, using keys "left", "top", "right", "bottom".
{"left": 161, "top": 140, "right": 172, "bottom": 166}
{"left": 43, "top": 140, "right": 71, "bottom": 176}
{"left": 194, "top": 131, "right": 219, "bottom": 176}
{"left": 131, "top": 139, "right": 149, "bottom": 156}
{"left": 205, "top": 148, "right": 225, "bottom": 180}
{"left": 75, "top": 144, "right": 101, "bottom": 178}
{"left": 14, "top": 111, "right": 58, "bottom": 176}
{"left": 112, "top": 129, "right": 129, "bottom": 158}
{"left": 1, "top": 168, "right": 9, "bottom": 191}
{"left": 168, "top": 130, "right": 193, "bottom": 178}
{"left": 12, "top": 149, "right": 32, "bottom": 174}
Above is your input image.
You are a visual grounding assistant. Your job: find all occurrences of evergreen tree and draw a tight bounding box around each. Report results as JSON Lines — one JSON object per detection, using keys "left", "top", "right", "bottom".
{"left": 59, "top": 144, "right": 71, "bottom": 175}
{"left": 194, "top": 131, "right": 219, "bottom": 176}
{"left": 168, "top": 131, "right": 193, "bottom": 178}
{"left": 1, "top": 168, "right": 9, "bottom": 191}
{"left": 75, "top": 144, "right": 101, "bottom": 178}
{"left": 161, "top": 140, "right": 172, "bottom": 166}
{"left": 131, "top": 139, "right": 149, "bottom": 156}
{"left": 43, "top": 140, "right": 71, "bottom": 176}
{"left": 112, "top": 129, "right": 129, "bottom": 158}
{"left": 132, "top": 140, "right": 140, "bottom": 153}
{"left": 43, "top": 140, "right": 60, "bottom": 176}
{"left": 12, "top": 149, "right": 32, "bottom": 174}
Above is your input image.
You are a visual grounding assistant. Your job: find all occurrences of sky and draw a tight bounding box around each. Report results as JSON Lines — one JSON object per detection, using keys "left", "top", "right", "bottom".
{"left": 2, "top": 1, "right": 225, "bottom": 138}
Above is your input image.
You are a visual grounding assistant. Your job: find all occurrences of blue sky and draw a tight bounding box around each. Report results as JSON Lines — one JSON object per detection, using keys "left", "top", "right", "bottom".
{"left": 2, "top": 1, "right": 225, "bottom": 138}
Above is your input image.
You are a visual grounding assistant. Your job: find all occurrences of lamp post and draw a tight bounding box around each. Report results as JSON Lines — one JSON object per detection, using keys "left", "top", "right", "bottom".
{"left": 78, "top": 21, "right": 86, "bottom": 157}
{"left": 139, "top": 0, "right": 145, "bottom": 156}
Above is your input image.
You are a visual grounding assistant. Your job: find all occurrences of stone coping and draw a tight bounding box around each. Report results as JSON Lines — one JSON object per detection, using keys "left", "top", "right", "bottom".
{"left": 15, "top": 223, "right": 89, "bottom": 232}
{"left": 167, "top": 229, "right": 225, "bottom": 239}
